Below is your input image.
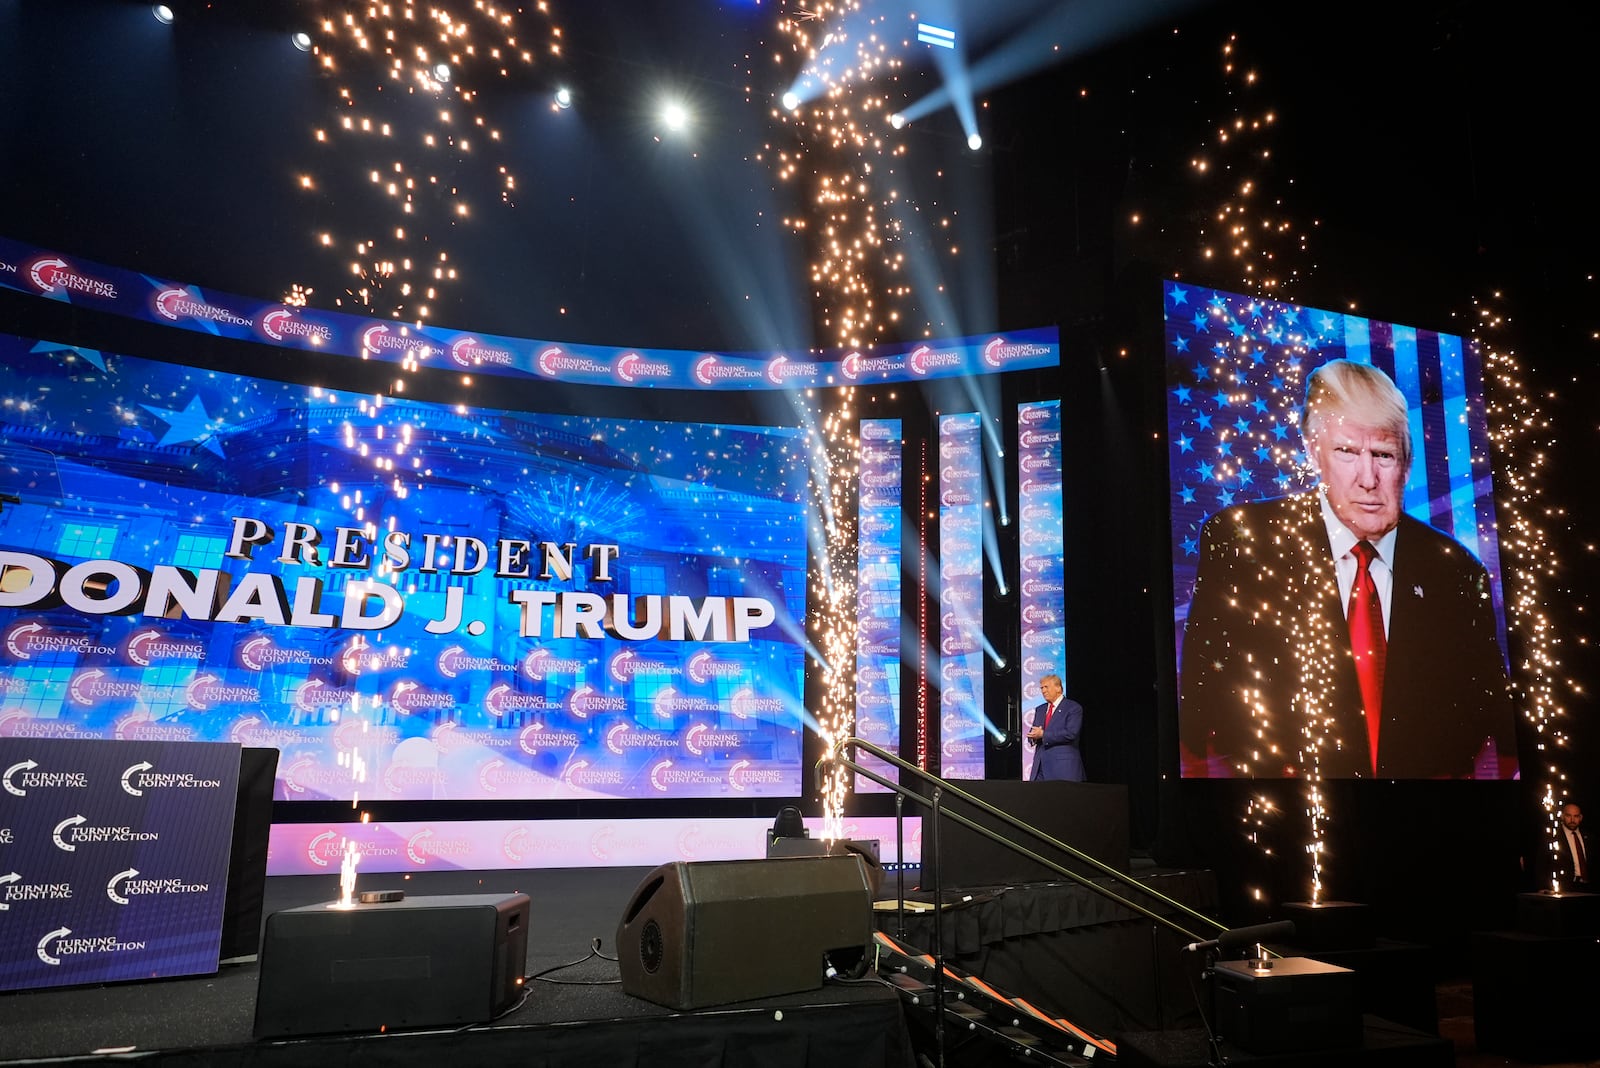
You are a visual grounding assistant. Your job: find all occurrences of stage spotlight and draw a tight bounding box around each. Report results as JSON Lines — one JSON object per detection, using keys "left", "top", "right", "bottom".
{"left": 781, "top": 91, "right": 801, "bottom": 111}
{"left": 433, "top": 63, "right": 451, "bottom": 83}
{"left": 554, "top": 87, "right": 572, "bottom": 109}
{"left": 661, "top": 101, "right": 689, "bottom": 133}
{"left": 152, "top": 4, "right": 174, "bottom": 24}
{"left": 967, "top": 132, "right": 984, "bottom": 151}
{"left": 889, "top": 113, "right": 907, "bottom": 130}
{"left": 291, "top": 32, "right": 312, "bottom": 52}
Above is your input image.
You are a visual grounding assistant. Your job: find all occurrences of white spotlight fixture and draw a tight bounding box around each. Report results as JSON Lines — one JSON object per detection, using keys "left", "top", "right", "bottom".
{"left": 152, "top": 4, "right": 174, "bottom": 24}
{"left": 889, "top": 113, "right": 907, "bottom": 130}
{"left": 291, "top": 31, "right": 312, "bottom": 52}
{"left": 433, "top": 63, "right": 451, "bottom": 83}
{"left": 781, "top": 91, "right": 801, "bottom": 112}
{"left": 554, "top": 87, "right": 572, "bottom": 109}
{"left": 662, "top": 101, "right": 689, "bottom": 132}
{"left": 967, "top": 132, "right": 983, "bottom": 151}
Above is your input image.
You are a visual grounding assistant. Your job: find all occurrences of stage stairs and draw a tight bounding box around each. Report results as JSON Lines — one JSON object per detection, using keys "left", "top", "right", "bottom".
{"left": 872, "top": 930, "right": 1116, "bottom": 1064}
{"left": 823, "top": 735, "right": 1230, "bottom": 1064}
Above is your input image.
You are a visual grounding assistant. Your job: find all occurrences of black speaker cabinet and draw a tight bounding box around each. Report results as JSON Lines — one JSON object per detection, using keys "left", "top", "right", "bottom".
{"left": 616, "top": 855, "right": 871, "bottom": 1009}
{"left": 1211, "top": 957, "right": 1361, "bottom": 1054}
{"left": 254, "top": 893, "right": 529, "bottom": 1037}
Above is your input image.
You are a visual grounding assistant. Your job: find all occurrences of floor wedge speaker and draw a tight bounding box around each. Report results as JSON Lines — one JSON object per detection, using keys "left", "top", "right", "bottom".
{"left": 254, "top": 892, "right": 529, "bottom": 1037}
{"left": 617, "top": 855, "right": 871, "bottom": 1009}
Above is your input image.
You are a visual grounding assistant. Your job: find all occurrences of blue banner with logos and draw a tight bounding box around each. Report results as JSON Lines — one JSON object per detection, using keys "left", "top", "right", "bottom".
{"left": 1016, "top": 401, "right": 1066, "bottom": 779}
{"left": 938, "top": 413, "right": 986, "bottom": 780}
{"left": 855, "top": 419, "right": 902, "bottom": 792}
{"left": 0, "top": 737, "right": 239, "bottom": 991}
{"left": 0, "top": 236, "right": 1058, "bottom": 391}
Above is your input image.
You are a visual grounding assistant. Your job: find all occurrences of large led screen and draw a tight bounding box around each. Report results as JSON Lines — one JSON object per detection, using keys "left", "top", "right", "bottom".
{"left": 1166, "top": 284, "right": 1516, "bottom": 780}
{"left": 0, "top": 332, "right": 810, "bottom": 800}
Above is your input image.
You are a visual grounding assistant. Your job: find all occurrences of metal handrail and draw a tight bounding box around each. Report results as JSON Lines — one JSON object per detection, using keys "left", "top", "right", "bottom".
{"left": 818, "top": 735, "right": 1227, "bottom": 944}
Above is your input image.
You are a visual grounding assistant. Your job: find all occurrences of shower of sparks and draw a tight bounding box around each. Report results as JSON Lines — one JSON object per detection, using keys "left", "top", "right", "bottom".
{"left": 1186, "top": 35, "right": 1307, "bottom": 296}
{"left": 1181, "top": 33, "right": 1332, "bottom": 903}
{"left": 290, "top": 2, "right": 560, "bottom": 321}
{"left": 335, "top": 837, "right": 362, "bottom": 908}
{"left": 507, "top": 473, "right": 648, "bottom": 548}
{"left": 813, "top": 387, "right": 859, "bottom": 839}
{"left": 768, "top": 3, "right": 946, "bottom": 349}
{"left": 1479, "top": 297, "right": 1570, "bottom": 880}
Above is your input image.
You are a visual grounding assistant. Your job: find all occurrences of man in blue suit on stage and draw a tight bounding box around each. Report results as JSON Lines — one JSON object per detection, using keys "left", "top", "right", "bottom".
{"left": 1027, "top": 672, "right": 1086, "bottom": 781}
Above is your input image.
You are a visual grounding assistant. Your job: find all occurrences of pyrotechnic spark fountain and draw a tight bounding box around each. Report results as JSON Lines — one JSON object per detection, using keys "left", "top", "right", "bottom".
{"left": 812, "top": 387, "right": 859, "bottom": 839}
{"left": 768, "top": 3, "right": 960, "bottom": 348}
{"left": 1187, "top": 35, "right": 1306, "bottom": 296}
{"left": 1479, "top": 297, "right": 1570, "bottom": 886}
{"left": 1176, "top": 33, "right": 1336, "bottom": 904}
{"left": 333, "top": 837, "right": 362, "bottom": 908}
{"left": 292, "top": 2, "right": 561, "bottom": 322}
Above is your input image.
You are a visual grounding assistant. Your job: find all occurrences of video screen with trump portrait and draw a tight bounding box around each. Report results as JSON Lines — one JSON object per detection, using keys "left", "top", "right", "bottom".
{"left": 1165, "top": 283, "right": 1517, "bottom": 780}
{"left": 0, "top": 331, "right": 810, "bottom": 802}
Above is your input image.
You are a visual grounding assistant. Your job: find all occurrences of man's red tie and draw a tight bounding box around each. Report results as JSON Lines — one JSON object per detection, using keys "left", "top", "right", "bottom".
{"left": 1348, "top": 541, "right": 1387, "bottom": 774}
{"left": 1044, "top": 701, "right": 1056, "bottom": 728}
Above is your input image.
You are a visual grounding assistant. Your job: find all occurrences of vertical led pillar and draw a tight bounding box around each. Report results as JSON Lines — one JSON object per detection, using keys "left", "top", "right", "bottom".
{"left": 855, "top": 419, "right": 902, "bottom": 791}
{"left": 1016, "top": 401, "right": 1065, "bottom": 779}
{"left": 938, "top": 413, "right": 984, "bottom": 780}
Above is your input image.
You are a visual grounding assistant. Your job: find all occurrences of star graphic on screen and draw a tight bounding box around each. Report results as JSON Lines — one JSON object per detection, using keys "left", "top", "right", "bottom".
{"left": 31, "top": 340, "right": 108, "bottom": 372}
{"left": 142, "top": 395, "right": 230, "bottom": 457}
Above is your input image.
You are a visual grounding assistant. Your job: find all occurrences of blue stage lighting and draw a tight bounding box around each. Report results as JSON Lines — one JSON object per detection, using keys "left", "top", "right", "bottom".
{"left": 781, "top": 91, "right": 801, "bottom": 112}
{"left": 152, "top": 5, "right": 174, "bottom": 24}
{"left": 292, "top": 32, "right": 312, "bottom": 52}
{"left": 967, "top": 132, "right": 983, "bottom": 151}
{"left": 555, "top": 87, "right": 573, "bottom": 109}
{"left": 918, "top": 23, "right": 955, "bottom": 49}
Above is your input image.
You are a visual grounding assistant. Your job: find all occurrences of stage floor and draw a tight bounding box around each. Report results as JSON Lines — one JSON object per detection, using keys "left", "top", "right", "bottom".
{"left": 0, "top": 866, "right": 915, "bottom": 1066}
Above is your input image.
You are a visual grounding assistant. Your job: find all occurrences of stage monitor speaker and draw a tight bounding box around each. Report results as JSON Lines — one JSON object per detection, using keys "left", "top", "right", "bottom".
{"left": 253, "top": 893, "right": 529, "bottom": 1037}
{"left": 616, "top": 855, "right": 871, "bottom": 1009}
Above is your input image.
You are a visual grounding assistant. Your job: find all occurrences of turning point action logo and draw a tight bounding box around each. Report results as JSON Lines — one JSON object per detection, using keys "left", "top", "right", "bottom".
{"left": 615, "top": 351, "right": 672, "bottom": 384}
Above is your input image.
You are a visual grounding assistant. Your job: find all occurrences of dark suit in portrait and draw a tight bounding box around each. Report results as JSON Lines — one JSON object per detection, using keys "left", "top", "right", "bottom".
{"left": 1030, "top": 697, "right": 1086, "bottom": 782}
{"left": 1179, "top": 491, "right": 1515, "bottom": 779}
